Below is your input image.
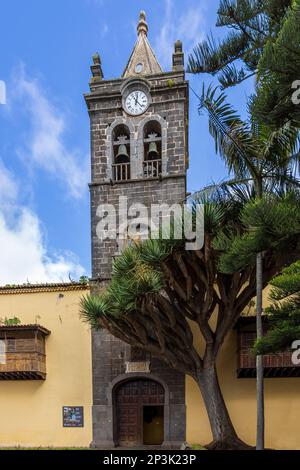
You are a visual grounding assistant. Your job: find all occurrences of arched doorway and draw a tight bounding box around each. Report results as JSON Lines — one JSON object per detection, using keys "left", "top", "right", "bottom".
{"left": 115, "top": 378, "right": 165, "bottom": 447}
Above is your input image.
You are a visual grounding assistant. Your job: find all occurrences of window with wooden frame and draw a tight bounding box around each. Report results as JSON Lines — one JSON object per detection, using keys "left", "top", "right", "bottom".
{"left": 0, "top": 325, "right": 50, "bottom": 380}
{"left": 236, "top": 317, "right": 300, "bottom": 378}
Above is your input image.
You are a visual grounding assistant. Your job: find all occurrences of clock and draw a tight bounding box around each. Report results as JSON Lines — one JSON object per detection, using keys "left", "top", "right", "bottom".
{"left": 125, "top": 90, "right": 149, "bottom": 116}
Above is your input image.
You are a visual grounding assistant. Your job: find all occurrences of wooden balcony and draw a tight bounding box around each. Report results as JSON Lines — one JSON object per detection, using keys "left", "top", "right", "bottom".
{"left": 143, "top": 159, "right": 162, "bottom": 178}
{"left": 0, "top": 325, "right": 50, "bottom": 380}
{"left": 237, "top": 318, "right": 300, "bottom": 378}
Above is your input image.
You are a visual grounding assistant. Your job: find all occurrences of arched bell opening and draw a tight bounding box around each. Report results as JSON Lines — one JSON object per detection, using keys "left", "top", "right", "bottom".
{"left": 143, "top": 121, "right": 162, "bottom": 178}
{"left": 112, "top": 124, "right": 131, "bottom": 181}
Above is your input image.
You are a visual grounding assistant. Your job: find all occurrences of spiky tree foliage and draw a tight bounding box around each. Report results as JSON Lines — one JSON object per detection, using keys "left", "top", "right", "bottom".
{"left": 215, "top": 191, "right": 300, "bottom": 273}
{"left": 187, "top": 0, "right": 293, "bottom": 89}
{"left": 251, "top": 0, "right": 300, "bottom": 127}
{"left": 81, "top": 189, "right": 299, "bottom": 450}
{"left": 253, "top": 261, "right": 300, "bottom": 354}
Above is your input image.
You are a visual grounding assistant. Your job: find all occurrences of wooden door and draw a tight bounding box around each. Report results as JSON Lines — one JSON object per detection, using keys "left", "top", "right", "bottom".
{"left": 115, "top": 379, "right": 164, "bottom": 446}
{"left": 116, "top": 380, "right": 141, "bottom": 446}
{"left": 117, "top": 403, "right": 141, "bottom": 446}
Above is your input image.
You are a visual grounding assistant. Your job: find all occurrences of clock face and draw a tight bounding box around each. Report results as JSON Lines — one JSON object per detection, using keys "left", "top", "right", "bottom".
{"left": 125, "top": 90, "right": 148, "bottom": 115}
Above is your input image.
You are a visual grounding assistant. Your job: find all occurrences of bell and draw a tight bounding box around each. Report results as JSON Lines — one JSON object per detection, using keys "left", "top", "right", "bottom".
{"left": 116, "top": 144, "right": 129, "bottom": 163}
{"left": 147, "top": 141, "right": 159, "bottom": 160}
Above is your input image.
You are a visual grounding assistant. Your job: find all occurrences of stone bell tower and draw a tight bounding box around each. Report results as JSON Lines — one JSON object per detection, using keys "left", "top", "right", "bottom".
{"left": 85, "top": 11, "right": 189, "bottom": 448}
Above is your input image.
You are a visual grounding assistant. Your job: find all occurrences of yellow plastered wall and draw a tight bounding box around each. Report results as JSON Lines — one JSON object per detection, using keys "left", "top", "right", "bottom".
{"left": 0, "top": 287, "right": 92, "bottom": 448}
{"left": 186, "top": 289, "right": 300, "bottom": 450}
{"left": 1, "top": 286, "right": 300, "bottom": 449}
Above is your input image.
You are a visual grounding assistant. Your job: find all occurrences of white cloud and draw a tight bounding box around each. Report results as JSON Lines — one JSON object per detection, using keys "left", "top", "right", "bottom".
{"left": 0, "top": 158, "right": 85, "bottom": 285}
{"left": 0, "top": 209, "right": 85, "bottom": 285}
{"left": 0, "top": 160, "right": 18, "bottom": 208}
{"left": 15, "top": 68, "right": 89, "bottom": 200}
{"left": 0, "top": 68, "right": 88, "bottom": 284}
{"left": 154, "top": 0, "right": 205, "bottom": 69}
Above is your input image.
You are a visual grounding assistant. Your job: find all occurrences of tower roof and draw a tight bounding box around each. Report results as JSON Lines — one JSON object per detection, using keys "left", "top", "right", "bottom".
{"left": 122, "top": 11, "right": 163, "bottom": 78}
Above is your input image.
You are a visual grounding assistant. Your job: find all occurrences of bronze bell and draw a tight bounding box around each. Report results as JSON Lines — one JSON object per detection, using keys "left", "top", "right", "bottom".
{"left": 116, "top": 144, "right": 129, "bottom": 163}
{"left": 147, "top": 141, "right": 159, "bottom": 160}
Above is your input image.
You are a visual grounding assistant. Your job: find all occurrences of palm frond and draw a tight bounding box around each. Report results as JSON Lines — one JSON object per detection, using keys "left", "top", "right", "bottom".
{"left": 80, "top": 293, "right": 112, "bottom": 329}
{"left": 199, "top": 85, "right": 258, "bottom": 179}
{"left": 187, "top": 31, "right": 250, "bottom": 75}
{"left": 218, "top": 64, "right": 254, "bottom": 89}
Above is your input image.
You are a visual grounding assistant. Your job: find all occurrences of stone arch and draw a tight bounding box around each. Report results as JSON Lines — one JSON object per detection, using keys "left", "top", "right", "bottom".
{"left": 109, "top": 373, "right": 170, "bottom": 405}
{"left": 109, "top": 373, "right": 171, "bottom": 446}
{"left": 137, "top": 115, "right": 168, "bottom": 178}
{"left": 106, "top": 117, "right": 136, "bottom": 180}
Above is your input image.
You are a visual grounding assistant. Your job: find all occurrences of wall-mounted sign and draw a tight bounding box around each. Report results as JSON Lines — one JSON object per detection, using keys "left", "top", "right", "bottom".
{"left": 62, "top": 406, "right": 84, "bottom": 427}
{"left": 125, "top": 361, "right": 150, "bottom": 373}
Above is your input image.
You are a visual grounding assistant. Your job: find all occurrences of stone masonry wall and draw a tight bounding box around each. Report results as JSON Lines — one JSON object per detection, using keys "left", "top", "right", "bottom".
{"left": 90, "top": 175, "right": 186, "bottom": 279}
{"left": 86, "top": 70, "right": 188, "bottom": 447}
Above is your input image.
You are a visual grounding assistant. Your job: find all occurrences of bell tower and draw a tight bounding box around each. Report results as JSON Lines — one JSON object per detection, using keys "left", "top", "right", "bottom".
{"left": 85, "top": 11, "right": 189, "bottom": 448}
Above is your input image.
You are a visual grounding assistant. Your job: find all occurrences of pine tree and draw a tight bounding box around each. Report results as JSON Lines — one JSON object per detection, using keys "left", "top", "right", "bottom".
{"left": 187, "top": 0, "right": 299, "bottom": 451}
{"left": 251, "top": 0, "right": 300, "bottom": 127}
{"left": 187, "top": 0, "right": 300, "bottom": 126}
{"left": 254, "top": 261, "right": 300, "bottom": 354}
{"left": 187, "top": 0, "right": 292, "bottom": 89}
{"left": 196, "top": 84, "right": 300, "bottom": 449}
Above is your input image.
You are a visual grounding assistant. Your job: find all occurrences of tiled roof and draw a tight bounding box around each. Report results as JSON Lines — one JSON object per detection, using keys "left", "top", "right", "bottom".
{"left": 0, "top": 282, "right": 90, "bottom": 295}
{"left": 0, "top": 324, "right": 51, "bottom": 335}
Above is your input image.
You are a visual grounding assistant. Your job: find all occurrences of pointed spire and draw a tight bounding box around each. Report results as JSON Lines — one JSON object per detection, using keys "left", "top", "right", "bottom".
{"left": 122, "top": 11, "right": 162, "bottom": 78}
{"left": 137, "top": 11, "right": 148, "bottom": 36}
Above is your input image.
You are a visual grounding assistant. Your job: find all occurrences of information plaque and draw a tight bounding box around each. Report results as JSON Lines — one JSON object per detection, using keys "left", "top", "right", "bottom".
{"left": 62, "top": 406, "right": 84, "bottom": 427}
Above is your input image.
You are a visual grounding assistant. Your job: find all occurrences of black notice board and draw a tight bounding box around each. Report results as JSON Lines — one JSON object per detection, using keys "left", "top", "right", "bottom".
{"left": 63, "top": 406, "right": 84, "bottom": 427}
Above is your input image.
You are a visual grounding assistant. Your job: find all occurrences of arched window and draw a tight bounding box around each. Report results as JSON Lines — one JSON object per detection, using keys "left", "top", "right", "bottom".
{"left": 143, "top": 121, "right": 162, "bottom": 178}
{"left": 112, "top": 124, "right": 131, "bottom": 181}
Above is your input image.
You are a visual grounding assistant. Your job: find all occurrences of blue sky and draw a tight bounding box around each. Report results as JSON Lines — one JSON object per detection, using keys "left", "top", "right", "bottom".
{"left": 0, "top": 0, "right": 253, "bottom": 284}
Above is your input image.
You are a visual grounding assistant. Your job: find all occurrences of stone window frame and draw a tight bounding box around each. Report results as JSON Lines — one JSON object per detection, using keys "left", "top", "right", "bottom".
{"left": 137, "top": 115, "right": 168, "bottom": 178}
{"left": 106, "top": 115, "right": 167, "bottom": 182}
